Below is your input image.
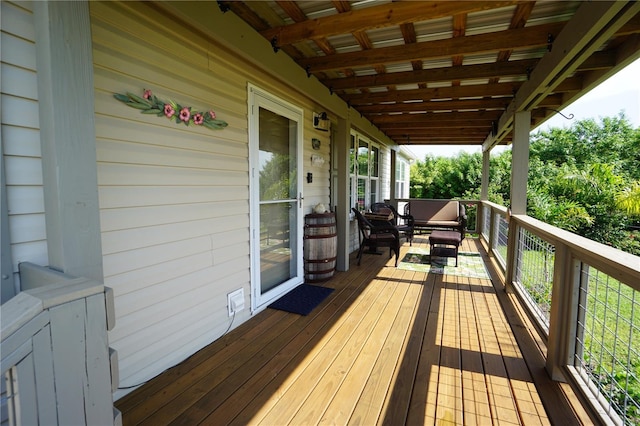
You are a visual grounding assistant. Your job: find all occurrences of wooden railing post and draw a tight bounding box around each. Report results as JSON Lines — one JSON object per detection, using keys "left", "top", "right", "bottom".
{"left": 546, "top": 244, "right": 580, "bottom": 381}
{"left": 488, "top": 206, "right": 497, "bottom": 254}
{"left": 1, "top": 264, "right": 116, "bottom": 425}
{"left": 505, "top": 214, "right": 519, "bottom": 292}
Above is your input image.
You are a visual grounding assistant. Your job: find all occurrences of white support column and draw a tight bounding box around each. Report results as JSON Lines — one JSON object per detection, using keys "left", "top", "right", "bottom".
{"left": 34, "top": 1, "right": 103, "bottom": 282}
{"left": 510, "top": 111, "right": 530, "bottom": 215}
{"left": 505, "top": 111, "right": 531, "bottom": 287}
{"left": 481, "top": 150, "right": 490, "bottom": 201}
{"left": 335, "top": 115, "right": 351, "bottom": 271}
{"left": 478, "top": 149, "right": 491, "bottom": 241}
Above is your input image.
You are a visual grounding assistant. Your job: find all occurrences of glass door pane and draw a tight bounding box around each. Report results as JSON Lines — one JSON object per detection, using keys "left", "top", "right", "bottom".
{"left": 258, "top": 108, "right": 298, "bottom": 293}
{"left": 249, "top": 85, "right": 304, "bottom": 311}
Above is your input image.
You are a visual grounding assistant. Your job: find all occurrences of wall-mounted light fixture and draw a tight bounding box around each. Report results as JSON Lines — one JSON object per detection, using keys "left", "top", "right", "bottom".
{"left": 313, "top": 112, "right": 330, "bottom": 131}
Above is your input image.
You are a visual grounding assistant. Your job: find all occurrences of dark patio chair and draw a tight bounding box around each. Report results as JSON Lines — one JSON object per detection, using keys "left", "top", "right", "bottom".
{"left": 352, "top": 208, "right": 400, "bottom": 266}
{"left": 370, "top": 202, "right": 414, "bottom": 246}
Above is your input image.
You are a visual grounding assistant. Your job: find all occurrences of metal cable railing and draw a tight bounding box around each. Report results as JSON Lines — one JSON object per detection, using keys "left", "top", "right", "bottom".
{"left": 479, "top": 201, "right": 640, "bottom": 425}
{"left": 574, "top": 265, "right": 640, "bottom": 425}
{"left": 514, "top": 227, "right": 555, "bottom": 332}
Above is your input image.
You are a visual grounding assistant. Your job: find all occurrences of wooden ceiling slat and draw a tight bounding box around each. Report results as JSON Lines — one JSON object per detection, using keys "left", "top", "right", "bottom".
{"left": 342, "top": 82, "right": 518, "bottom": 105}
{"left": 332, "top": 1, "right": 350, "bottom": 14}
{"left": 487, "top": 1, "right": 640, "bottom": 150}
{"left": 323, "top": 58, "right": 538, "bottom": 91}
{"left": 276, "top": 1, "right": 306, "bottom": 22}
{"left": 261, "top": 1, "right": 517, "bottom": 47}
{"left": 492, "top": 2, "right": 535, "bottom": 81}
{"left": 357, "top": 98, "right": 510, "bottom": 114}
{"left": 378, "top": 121, "right": 492, "bottom": 130}
{"left": 385, "top": 128, "right": 491, "bottom": 137}
{"left": 222, "top": 2, "right": 271, "bottom": 31}
{"left": 276, "top": 1, "right": 337, "bottom": 57}
{"left": 300, "top": 21, "right": 565, "bottom": 72}
{"left": 451, "top": 13, "right": 467, "bottom": 78}
{"left": 223, "top": 2, "right": 307, "bottom": 59}
{"left": 222, "top": 1, "right": 640, "bottom": 147}
{"left": 371, "top": 111, "right": 503, "bottom": 124}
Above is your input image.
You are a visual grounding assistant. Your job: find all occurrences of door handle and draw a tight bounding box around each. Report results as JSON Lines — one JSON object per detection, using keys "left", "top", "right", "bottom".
{"left": 298, "top": 192, "right": 304, "bottom": 208}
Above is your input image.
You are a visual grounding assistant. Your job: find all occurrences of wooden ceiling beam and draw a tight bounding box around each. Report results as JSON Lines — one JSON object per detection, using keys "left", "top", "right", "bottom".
{"left": 261, "top": 1, "right": 516, "bottom": 47}
{"left": 324, "top": 58, "right": 537, "bottom": 91}
{"left": 276, "top": 1, "right": 337, "bottom": 57}
{"left": 342, "top": 82, "right": 518, "bottom": 105}
{"left": 301, "top": 21, "right": 565, "bottom": 72}
{"left": 378, "top": 122, "right": 492, "bottom": 131}
{"left": 371, "top": 111, "right": 502, "bottom": 124}
{"left": 396, "top": 135, "right": 494, "bottom": 143}
{"left": 491, "top": 1, "right": 536, "bottom": 83}
{"left": 225, "top": 2, "right": 318, "bottom": 59}
{"left": 385, "top": 128, "right": 491, "bottom": 137}
{"left": 357, "top": 98, "right": 510, "bottom": 114}
{"left": 552, "top": 76, "right": 583, "bottom": 93}
{"left": 487, "top": 1, "right": 640, "bottom": 150}
{"left": 405, "top": 140, "right": 494, "bottom": 145}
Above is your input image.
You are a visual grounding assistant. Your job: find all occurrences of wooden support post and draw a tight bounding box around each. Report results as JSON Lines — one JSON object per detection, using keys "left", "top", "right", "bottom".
{"left": 505, "top": 111, "right": 530, "bottom": 289}
{"left": 33, "top": 1, "right": 103, "bottom": 282}
{"left": 335, "top": 115, "right": 351, "bottom": 271}
{"left": 478, "top": 151, "right": 491, "bottom": 241}
{"left": 389, "top": 149, "right": 397, "bottom": 203}
{"left": 481, "top": 150, "right": 490, "bottom": 202}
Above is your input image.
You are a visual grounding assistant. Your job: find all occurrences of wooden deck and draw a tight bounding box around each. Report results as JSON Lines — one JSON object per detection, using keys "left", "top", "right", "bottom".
{"left": 115, "top": 236, "right": 590, "bottom": 425}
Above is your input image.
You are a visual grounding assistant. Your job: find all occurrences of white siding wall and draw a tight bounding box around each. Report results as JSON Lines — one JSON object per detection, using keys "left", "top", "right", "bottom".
{"left": 1, "top": 1, "right": 49, "bottom": 289}
{"left": 90, "top": 1, "right": 332, "bottom": 398}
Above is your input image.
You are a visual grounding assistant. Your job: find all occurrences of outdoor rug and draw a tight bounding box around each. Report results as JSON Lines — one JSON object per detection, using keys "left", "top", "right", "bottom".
{"left": 398, "top": 247, "right": 490, "bottom": 279}
{"left": 268, "top": 284, "right": 334, "bottom": 316}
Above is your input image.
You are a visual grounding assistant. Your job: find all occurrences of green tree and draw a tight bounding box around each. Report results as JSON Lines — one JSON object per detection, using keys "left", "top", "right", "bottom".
{"left": 410, "top": 152, "right": 482, "bottom": 199}
{"left": 617, "top": 183, "right": 640, "bottom": 216}
{"left": 409, "top": 113, "right": 640, "bottom": 255}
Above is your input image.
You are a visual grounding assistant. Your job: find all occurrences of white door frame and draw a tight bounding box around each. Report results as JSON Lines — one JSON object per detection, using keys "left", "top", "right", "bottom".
{"left": 248, "top": 84, "right": 304, "bottom": 313}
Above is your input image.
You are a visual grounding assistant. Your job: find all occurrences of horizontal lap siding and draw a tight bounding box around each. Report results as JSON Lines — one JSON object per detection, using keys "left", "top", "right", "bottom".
{"left": 90, "top": 1, "right": 332, "bottom": 399}
{"left": 1, "top": 1, "right": 49, "bottom": 277}
{"left": 91, "top": 1, "right": 247, "bottom": 399}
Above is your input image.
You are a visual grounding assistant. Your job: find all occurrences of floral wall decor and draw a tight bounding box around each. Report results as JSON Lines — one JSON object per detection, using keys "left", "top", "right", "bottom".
{"left": 114, "top": 89, "right": 228, "bottom": 130}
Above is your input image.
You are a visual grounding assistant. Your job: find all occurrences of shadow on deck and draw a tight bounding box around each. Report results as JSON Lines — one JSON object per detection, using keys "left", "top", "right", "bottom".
{"left": 115, "top": 236, "right": 590, "bottom": 425}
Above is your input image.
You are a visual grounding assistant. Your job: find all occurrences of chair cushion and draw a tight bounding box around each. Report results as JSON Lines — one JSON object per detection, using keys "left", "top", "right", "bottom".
{"left": 417, "top": 220, "right": 460, "bottom": 227}
{"left": 410, "top": 200, "right": 459, "bottom": 221}
{"left": 369, "top": 233, "right": 397, "bottom": 242}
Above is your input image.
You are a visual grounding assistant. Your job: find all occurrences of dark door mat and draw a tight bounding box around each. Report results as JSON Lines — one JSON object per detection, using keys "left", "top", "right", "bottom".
{"left": 268, "top": 284, "right": 334, "bottom": 316}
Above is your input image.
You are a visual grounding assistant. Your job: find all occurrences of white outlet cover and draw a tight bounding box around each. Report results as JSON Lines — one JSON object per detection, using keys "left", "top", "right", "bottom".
{"left": 227, "top": 288, "right": 245, "bottom": 316}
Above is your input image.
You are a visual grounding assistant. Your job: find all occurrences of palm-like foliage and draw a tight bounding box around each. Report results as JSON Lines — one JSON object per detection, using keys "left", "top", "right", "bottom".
{"left": 617, "top": 183, "right": 640, "bottom": 216}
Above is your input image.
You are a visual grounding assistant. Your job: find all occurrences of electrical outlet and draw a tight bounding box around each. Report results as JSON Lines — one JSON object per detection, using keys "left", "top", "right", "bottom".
{"left": 227, "top": 288, "right": 245, "bottom": 317}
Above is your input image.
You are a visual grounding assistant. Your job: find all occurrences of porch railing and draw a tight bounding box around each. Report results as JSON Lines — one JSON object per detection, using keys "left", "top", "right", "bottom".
{"left": 480, "top": 201, "right": 640, "bottom": 426}
{"left": 0, "top": 263, "right": 118, "bottom": 425}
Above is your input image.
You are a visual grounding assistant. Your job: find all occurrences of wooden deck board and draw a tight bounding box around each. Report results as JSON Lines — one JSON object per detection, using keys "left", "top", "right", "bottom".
{"left": 115, "top": 236, "right": 588, "bottom": 425}
{"left": 459, "top": 275, "right": 493, "bottom": 425}
{"left": 348, "top": 270, "right": 425, "bottom": 425}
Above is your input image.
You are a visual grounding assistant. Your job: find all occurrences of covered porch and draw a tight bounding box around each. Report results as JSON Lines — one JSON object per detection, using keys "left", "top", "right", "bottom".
{"left": 115, "top": 232, "right": 589, "bottom": 425}
{"left": 2, "top": 2, "right": 639, "bottom": 425}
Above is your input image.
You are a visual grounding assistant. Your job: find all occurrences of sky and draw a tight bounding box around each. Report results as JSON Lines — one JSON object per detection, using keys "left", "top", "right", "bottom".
{"left": 407, "top": 57, "right": 640, "bottom": 159}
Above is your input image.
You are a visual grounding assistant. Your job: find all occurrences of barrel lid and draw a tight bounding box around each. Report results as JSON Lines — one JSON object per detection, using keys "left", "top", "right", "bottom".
{"left": 305, "top": 212, "right": 334, "bottom": 218}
